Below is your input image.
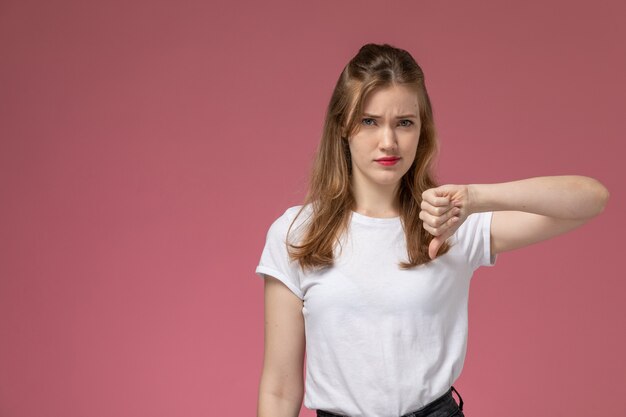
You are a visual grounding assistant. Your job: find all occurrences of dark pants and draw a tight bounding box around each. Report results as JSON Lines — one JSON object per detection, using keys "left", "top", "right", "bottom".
{"left": 316, "top": 385, "right": 465, "bottom": 417}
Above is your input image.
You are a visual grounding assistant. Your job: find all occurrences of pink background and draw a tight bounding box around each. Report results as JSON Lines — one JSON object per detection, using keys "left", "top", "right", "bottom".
{"left": 1, "top": 0, "right": 624, "bottom": 416}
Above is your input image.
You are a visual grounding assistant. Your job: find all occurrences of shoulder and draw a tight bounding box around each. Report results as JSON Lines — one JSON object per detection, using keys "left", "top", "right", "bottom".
{"left": 284, "top": 204, "right": 306, "bottom": 219}
{"left": 273, "top": 204, "right": 309, "bottom": 225}
{"left": 450, "top": 211, "right": 496, "bottom": 268}
{"left": 267, "top": 204, "right": 312, "bottom": 241}
{"left": 451, "top": 211, "right": 492, "bottom": 246}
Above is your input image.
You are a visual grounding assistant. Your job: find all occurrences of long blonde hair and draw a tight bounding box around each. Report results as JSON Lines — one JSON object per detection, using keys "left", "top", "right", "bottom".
{"left": 288, "top": 43, "right": 451, "bottom": 272}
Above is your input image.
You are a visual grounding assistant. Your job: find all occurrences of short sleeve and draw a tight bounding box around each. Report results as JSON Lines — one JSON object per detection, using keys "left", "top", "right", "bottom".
{"left": 255, "top": 209, "right": 304, "bottom": 300}
{"left": 453, "top": 211, "right": 497, "bottom": 270}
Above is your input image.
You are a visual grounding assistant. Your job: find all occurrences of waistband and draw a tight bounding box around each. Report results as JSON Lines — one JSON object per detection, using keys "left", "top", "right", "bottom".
{"left": 316, "top": 385, "right": 464, "bottom": 417}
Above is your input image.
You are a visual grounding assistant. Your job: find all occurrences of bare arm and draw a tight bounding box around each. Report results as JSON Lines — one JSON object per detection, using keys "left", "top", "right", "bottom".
{"left": 468, "top": 175, "right": 610, "bottom": 255}
{"left": 420, "top": 175, "right": 610, "bottom": 258}
{"left": 257, "top": 276, "right": 306, "bottom": 417}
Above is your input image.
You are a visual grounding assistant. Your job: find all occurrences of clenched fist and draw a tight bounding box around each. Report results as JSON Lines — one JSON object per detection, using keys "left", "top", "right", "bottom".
{"left": 420, "top": 184, "right": 473, "bottom": 259}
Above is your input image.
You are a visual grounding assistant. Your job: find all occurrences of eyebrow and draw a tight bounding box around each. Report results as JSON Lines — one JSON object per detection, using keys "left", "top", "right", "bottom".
{"left": 362, "top": 113, "right": 418, "bottom": 119}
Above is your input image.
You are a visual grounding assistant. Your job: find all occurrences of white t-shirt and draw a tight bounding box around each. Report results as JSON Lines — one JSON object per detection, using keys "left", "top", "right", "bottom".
{"left": 255, "top": 204, "right": 497, "bottom": 417}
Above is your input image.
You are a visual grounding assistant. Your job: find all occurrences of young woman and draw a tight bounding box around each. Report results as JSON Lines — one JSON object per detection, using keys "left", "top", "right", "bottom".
{"left": 254, "top": 43, "right": 609, "bottom": 417}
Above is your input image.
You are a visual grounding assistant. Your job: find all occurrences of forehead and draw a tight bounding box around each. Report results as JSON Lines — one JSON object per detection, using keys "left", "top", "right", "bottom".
{"left": 362, "top": 84, "right": 419, "bottom": 114}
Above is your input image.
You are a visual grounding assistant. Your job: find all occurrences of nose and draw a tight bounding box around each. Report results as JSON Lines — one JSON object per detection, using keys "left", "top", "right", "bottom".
{"left": 379, "top": 124, "right": 398, "bottom": 151}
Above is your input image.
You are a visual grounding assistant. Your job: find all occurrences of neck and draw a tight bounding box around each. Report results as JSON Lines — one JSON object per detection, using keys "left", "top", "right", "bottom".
{"left": 351, "top": 176, "right": 401, "bottom": 218}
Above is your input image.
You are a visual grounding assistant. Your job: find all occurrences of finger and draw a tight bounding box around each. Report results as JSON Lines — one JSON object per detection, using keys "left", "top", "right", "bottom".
{"left": 422, "top": 188, "right": 450, "bottom": 206}
{"left": 420, "top": 206, "right": 461, "bottom": 225}
{"left": 428, "top": 219, "right": 460, "bottom": 260}
{"left": 420, "top": 201, "right": 457, "bottom": 217}
{"left": 424, "top": 196, "right": 450, "bottom": 208}
{"left": 422, "top": 189, "right": 450, "bottom": 207}
{"left": 422, "top": 214, "right": 460, "bottom": 237}
{"left": 429, "top": 238, "right": 442, "bottom": 260}
{"left": 419, "top": 202, "right": 445, "bottom": 217}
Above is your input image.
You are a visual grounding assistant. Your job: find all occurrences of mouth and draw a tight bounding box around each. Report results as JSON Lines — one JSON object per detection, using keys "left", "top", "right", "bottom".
{"left": 375, "top": 157, "right": 400, "bottom": 166}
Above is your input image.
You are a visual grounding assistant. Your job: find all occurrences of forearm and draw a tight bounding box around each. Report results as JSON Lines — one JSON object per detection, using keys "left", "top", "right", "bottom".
{"left": 258, "top": 391, "right": 302, "bottom": 417}
{"left": 468, "top": 175, "right": 610, "bottom": 219}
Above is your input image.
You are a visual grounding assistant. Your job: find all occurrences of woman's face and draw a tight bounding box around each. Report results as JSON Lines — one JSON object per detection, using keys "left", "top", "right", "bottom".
{"left": 347, "top": 84, "right": 421, "bottom": 194}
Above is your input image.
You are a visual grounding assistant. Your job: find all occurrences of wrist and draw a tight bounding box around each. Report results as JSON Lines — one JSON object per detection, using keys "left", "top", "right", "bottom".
{"left": 467, "top": 184, "right": 481, "bottom": 214}
{"left": 467, "top": 183, "right": 491, "bottom": 214}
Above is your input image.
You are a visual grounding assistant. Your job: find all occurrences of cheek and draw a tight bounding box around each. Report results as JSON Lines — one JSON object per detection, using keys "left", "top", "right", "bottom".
{"left": 349, "top": 136, "right": 373, "bottom": 155}
{"left": 403, "top": 141, "right": 419, "bottom": 164}
{"left": 401, "top": 136, "right": 419, "bottom": 152}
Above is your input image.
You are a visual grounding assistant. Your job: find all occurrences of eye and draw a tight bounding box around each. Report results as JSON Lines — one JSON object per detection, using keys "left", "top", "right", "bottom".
{"left": 399, "top": 120, "right": 414, "bottom": 127}
{"left": 361, "top": 118, "right": 376, "bottom": 126}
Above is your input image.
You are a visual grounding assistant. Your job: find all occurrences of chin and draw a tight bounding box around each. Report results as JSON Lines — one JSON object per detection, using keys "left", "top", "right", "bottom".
{"left": 374, "top": 175, "right": 403, "bottom": 186}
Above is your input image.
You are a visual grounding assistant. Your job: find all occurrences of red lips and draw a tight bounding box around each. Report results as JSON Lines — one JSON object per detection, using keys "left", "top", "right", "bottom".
{"left": 375, "top": 157, "right": 400, "bottom": 161}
